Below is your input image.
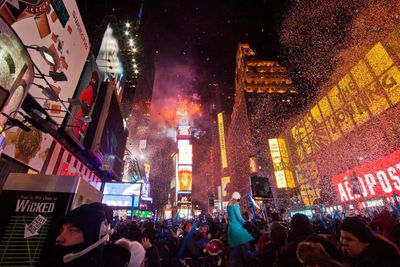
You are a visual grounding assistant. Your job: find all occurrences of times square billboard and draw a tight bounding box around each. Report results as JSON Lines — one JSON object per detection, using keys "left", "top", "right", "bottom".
{"left": 0, "top": 0, "right": 90, "bottom": 128}
{"left": 332, "top": 149, "right": 400, "bottom": 203}
{"left": 287, "top": 29, "right": 400, "bottom": 206}
{"left": 290, "top": 41, "right": 400, "bottom": 163}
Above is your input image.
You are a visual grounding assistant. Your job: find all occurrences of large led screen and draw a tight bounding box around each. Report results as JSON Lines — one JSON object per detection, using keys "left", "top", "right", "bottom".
{"left": 99, "top": 92, "right": 127, "bottom": 176}
{"left": 0, "top": 17, "right": 33, "bottom": 125}
{"left": 96, "top": 23, "right": 125, "bottom": 101}
{"left": 2, "top": 110, "right": 53, "bottom": 171}
{"left": 64, "top": 53, "right": 102, "bottom": 145}
{"left": 177, "top": 165, "right": 192, "bottom": 192}
{"left": 102, "top": 195, "right": 139, "bottom": 208}
{"left": 178, "top": 140, "right": 192, "bottom": 165}
{"left": 332, "top": 149, "right": 400, "bottom": 203}
{"left": 291, "top": 41, "right": 400, "bottom": 162}
{"left": 217, "top": 113, "right": 228, "bottom": 168}
{"left": 0, "top": 0, "right": 90, "bottom": 127}
{"left": 103, "top": 182, "right": 141, "bottom": 196}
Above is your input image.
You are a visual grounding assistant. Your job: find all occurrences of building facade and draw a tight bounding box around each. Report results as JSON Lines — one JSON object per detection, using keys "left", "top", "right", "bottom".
{"left": 226, "top": 43, "right": 298, "bottom": 206}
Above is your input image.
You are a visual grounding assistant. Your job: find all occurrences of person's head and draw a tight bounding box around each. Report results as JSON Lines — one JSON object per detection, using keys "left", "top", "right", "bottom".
{"left": 54, "top": 203, "right": 113, "bottom": 260}
{"left": 269, "top": 221, "right": 288, "bottom": 246}
{"left": 297, "top": 242, "right": 342, "bottom": 267}
{"left": 56, "top": 223, "right": 85, "bottom": 247}
{"left": 340, "top": 216, "right": 373, "bottom": 257}
{"left": 231, "top": 192, "right": 240, "bottom": 202}
{"left": 291, "top": 213, "right": 313, "bottom": 240}
{"left": 90, "top": 71, "right": 100, "bottom": 87}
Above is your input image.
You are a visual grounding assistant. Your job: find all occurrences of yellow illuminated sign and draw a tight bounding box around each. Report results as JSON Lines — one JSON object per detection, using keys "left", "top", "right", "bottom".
{"left": 221, "top": 176, "right": 230, "bottom": 197}
{"left": 178, "top": 165, "right": 192, "bottom": 191}
{"left": 294, "top": 162, "right": 321, "bottom": 206}
{"left": 217, "top": 113, "right": 228, "bottom": 168}
{"left": 291, "top": 41, "right": 400, "bottom": 162}
{"left": 268, "top": 138, "right": 295, "bottom": 188}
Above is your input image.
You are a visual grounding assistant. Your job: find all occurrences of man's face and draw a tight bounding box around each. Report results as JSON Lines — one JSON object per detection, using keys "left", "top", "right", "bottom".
{"left": 56, "top": 223, "right": 84, "bottom": 247}
{"left": 340, "top": 230, "right": 368, "bottom": 257}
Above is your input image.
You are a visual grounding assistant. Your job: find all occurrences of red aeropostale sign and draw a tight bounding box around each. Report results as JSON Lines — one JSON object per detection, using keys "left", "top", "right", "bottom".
{"left": 332, "top": 150, "right": 400, "bottom": 202}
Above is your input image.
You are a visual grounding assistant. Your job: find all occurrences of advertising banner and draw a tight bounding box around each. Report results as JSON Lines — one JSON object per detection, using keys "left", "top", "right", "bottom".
{"left": 294, "top": 161, "right": 321, "bottom": 206}
{"left": 177, "top": 125, "right": 191, "bottom": 139}
{"left": 0, "top": 189, "right": 72, "bottom": 266}
{"left": 332, "top": 149, "right": 400, "bottom": 202}
{"left": 102, "top": 195, "right": 138, "bottom": 208}
{"left": 177, "top": 165, "right": 192, "bottom": 192}
{"left": 217, "top": 112, "right": 228, "bottom": 168}
{"left": 96, "top": 23, "right": 125, "bottom": 102}
{"left": 177, "top": 193, "right": 192, "bottom": 204}
{"left": 99, "top": 91, "right": 127, "bottom": 177}
{"left": 0, "top": 17, "right": 33, "bottom": 125}
{"left": 103, "top": 182, "right": 141, "bottom": 196}
{"left": 0, "top": 0, "right": 90, "bottom": 127}
{"left": 291, "top": 39, "right": 400, "bottom": 162}
{"left": 178, "top": 139, "right": 192, "bottom": 165}
{"left": 268, "top": 138, "right": 295, "bottom": 188}
{"left": 0, "top": 174, "right": 82, "bottom": 266}
{"left": 2, "top": 111, "right": 53, "bottom": 171}
{"left": 64, "top": 53, "right": 102, "bottom": 145}
{"left": 221, "top": 176, "right": 230, "bottom": 197}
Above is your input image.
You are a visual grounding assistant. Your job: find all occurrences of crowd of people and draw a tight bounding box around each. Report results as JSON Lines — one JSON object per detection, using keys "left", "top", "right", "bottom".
{"left": 38, "top": 192, "right": 400, "bottom": 267}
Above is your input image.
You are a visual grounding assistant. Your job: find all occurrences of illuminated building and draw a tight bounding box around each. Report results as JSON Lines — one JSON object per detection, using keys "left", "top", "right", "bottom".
{"left": 282, "top": 30, "right": 400, "bottom": 209}
{"left": 226, "top": 43, "right": 298, "bottom": 205}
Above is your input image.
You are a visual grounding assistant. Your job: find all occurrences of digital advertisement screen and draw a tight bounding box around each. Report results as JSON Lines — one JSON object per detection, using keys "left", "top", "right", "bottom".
{"left": 96, "top": 23, "right": 125, "bottom": 101}
{"left": 1, "top": 0, "right": 90, "bottom": 127}
{"left": 332, "top": 149, "right": 400, "bottom": 203}
{"left": 102, "top": 195, "right": 139, "bottom": 207}
{"left": 100, "top": 92, "right": 127, "bottom": 176}
{"left": 178, "top": 140, "right": 192, "bottom": 165}
{"left": 291, "top": 41, "right": 400, "bottom": 162}
{"left": 177, "top": 193, "right": 192, "bottom": 203}
{"left": 0, "top": 17, "right": 33, "bottom": 124}
{"left": 103, "top": 182, "right": 141, "bottom": 196}
{"left": 64, "top": 53, "right": 102, "bottom": 145}
{"left": 177, "top": 165, "right": 192, "bottom": 192}
{"left": 177, "top": 126, "right": 191, "bottom": 139}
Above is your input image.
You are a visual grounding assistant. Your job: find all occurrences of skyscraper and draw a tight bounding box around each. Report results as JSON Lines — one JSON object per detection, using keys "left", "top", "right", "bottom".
{"left": 226, "top": 43, "right": 298, "bottom": 204}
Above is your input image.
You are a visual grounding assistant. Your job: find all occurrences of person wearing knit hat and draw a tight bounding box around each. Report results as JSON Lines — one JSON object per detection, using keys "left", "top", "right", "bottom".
{"left": 39, "top": 202, "right": 131, "bottom": 267}
{"left": 57, "top": 202, "right": 114, "bottom": 248}
{"left": 340, "top": 216, "right": 400, "bottom": 267}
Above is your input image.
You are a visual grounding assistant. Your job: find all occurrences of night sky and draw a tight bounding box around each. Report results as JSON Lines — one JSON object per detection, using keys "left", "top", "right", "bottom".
{"left": 77, "top": 0, "right": 289, "bottom": 110}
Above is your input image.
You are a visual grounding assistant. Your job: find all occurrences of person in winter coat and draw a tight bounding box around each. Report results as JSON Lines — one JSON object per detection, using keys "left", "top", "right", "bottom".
{"left": 274, "top": 213, "right": 314, "bottom": 267}
{"left": 38, "top": 203, "right": 134, "bottom": 267}
{"left": 227, "top": 192, "right": 257, "bottom": 267}
{"left": 340, "top": 216, "right": 400, "bottom": 267}
{"left": 373, "top": 207, "right": 398, "bottom": 243}
{"left": 260, "top": 221, "right": 287, "bottom": 267}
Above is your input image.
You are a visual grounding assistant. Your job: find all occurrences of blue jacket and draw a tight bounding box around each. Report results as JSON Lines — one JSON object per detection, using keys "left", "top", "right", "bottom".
{"left": 227, "top": 203, "right": 254, "bottom": 247}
